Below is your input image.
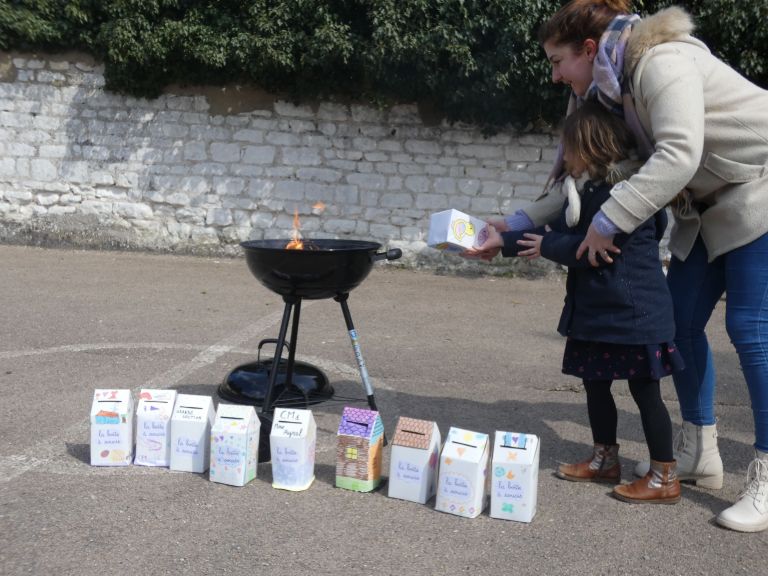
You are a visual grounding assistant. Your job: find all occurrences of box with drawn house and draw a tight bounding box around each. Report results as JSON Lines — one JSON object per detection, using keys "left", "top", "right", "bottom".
{"left": 435, "top": 427, "right": 490, "bottom": 518}
{"left": 335, "top": 407, "right": 384, "bottom": 492}
{"left": 387, "top": 417, "right": 441, "bottom": 504}
{"left": 490, "top": 431, "right": 540, "bottom": 523}
{"left": 90, "top": 389, "right": 134, "bottom": 466}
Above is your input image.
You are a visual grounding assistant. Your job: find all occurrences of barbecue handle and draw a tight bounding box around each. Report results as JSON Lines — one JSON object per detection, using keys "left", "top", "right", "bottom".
{"left": 373, "top": 248, "right": 402, "bottom": 262}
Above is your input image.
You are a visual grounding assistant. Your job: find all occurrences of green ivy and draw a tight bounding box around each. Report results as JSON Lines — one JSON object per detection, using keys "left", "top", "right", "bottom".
{"left": 1, "top": 1, "right": 765, "bottom": 130}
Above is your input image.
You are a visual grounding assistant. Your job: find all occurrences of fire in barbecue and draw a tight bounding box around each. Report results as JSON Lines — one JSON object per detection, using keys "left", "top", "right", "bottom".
{"left": 312, "top": 201, "right": 326, "bottom": 214}
{"left": 285, "top": 208, "right": 304, "bottom": 250}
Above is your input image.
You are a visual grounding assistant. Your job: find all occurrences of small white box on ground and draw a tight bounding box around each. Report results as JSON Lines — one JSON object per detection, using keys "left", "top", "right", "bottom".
{"left": 490, "top": 431, "right": 540, "bottom": 523}
{"left": 90, "top": 389, "right": 134, "bottom": 466}
{"left": 169, "top": 394, "right": 215, "bottom": 474}
{"left": 387, "top": 417, "right": 441, "bottom": 504}
{"left": 210, "top": 403, "right": 260, "bottom": 487}
{"left": 134, "top": 389, "right": 176, "bottom": 467}
{"left": 427, "top": 209, "right": 490, "bottom": 252}
{"left": 435, "top": 427, "right": 489, "bottom": 518}
{"left": 270, "top": 408, "right": 317, "bottom": 491}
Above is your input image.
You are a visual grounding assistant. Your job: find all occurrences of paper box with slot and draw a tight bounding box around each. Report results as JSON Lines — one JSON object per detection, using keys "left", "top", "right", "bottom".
{"left": 134, "top": 389, "right": 176, "bottom": 467}
{"left": 210, "top": 404, "right": 260, "bottom": 487}
{"left": 90, "top": 389, "right": 134, "bottom": 466}
{"left": 427, "top": 209, "right": 490, "bottom": 252}
{"left": 169, "top": 394, "right": 215, "bottom": 473}
{"left": 388, "top": 417, "right": 441, "bottom": 504}
{"left": 435, "top": 427, "right": 489, "bottom": 518}
{"left": 335, "top": 406, "right": 384, "bottom": 492}
{"left": 490, "top": 431, "right": 539, "bottom": 523}
{"left": 270, "top": 408, "right": 317, "bottom": 491}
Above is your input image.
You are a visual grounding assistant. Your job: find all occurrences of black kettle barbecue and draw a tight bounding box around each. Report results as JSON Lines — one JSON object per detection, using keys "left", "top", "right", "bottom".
{"left": 218, "top": 238, "right": 401, "bottom": 461}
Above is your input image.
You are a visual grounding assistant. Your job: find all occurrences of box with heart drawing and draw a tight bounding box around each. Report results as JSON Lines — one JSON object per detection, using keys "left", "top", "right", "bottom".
{"left": 134, "top": 389, "right": 176, "bottom": 467}
{"left": 434, "top": 427, "right": 489, "bottom": 518}
{"left": 489, "top": 431, "right": 539, "bottom": 523}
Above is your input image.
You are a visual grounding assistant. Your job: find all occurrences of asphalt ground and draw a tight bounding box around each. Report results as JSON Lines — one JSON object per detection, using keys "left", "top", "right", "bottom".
{"left": 0, "top": 245, "right": 764, "bottom": 575}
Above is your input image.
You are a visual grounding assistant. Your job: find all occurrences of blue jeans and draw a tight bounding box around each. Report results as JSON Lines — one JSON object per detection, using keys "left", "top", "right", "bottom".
{"left": 669, "top": 234, "right": 768, "bottom": 451}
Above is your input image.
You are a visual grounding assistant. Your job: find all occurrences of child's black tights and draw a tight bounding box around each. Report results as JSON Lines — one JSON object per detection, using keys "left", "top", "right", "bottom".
{"left": 583, "top": 377, "right": 673, "bottom": 462}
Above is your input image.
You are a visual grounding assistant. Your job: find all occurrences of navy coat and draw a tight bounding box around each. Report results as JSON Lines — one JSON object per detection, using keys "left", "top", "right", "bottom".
{"left": 501, "top": 180, "right": 675, "bottom": 345}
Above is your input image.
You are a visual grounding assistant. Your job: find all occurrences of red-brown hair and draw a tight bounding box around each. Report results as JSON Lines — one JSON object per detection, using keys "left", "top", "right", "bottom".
{"left": 538, "top": 0, "right": 631, "bottom": 51}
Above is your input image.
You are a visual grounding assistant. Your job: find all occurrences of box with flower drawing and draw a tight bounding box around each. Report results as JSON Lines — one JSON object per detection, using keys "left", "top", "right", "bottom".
{"left": 427, "top": 209, "right": 490, "bottom": 252}
{"left": 270, "top": 408, "right": 317, "bottom": 491}
{"left": 435, "top": 427, "right": 489, "bottom": 518}
{"left": 490, "top": 431, "right": 539, "bottom": 523}
{"left": 90, "top": 389, "right": 134, "bottom": 466}
{"left": 209, "top": 403, "right": 260, "bottom": 487}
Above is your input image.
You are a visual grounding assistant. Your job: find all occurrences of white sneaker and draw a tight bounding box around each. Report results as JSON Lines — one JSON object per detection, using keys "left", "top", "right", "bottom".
{"left": 716, "top": 450, "right": 768, "bottom": 533}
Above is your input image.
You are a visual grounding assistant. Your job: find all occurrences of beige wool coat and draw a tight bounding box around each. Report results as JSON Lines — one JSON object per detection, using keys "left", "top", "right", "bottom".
{"left": 525, "top": 7, "right": 768, "bottom": 261}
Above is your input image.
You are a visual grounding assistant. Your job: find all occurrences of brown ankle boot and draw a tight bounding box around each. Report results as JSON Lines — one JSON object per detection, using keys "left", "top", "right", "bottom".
{"left": 557, "top": 443, "right": 621, "bottom": 484}
{"left": 613, "top": 459, "right": 681, "bottom": 504}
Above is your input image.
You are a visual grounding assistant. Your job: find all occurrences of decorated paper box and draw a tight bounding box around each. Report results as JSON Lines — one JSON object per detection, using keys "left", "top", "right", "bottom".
{"left": 90, "top": 389, "right": 134, "bottom": 466}
{"left": 435, "top": 427, "right": 489, "bottom": 518}
{"left": 490, "top": 431, "right": 540, "bottom": 523}
{"left": 134, "top": 389, "right": 177, "bottom": 467}
{"left": 169, "top": 394, "right": 215, "bottom": 474}
{"left": 209, "top": 404, "right": 260, "bottom": 487}
{"left": 335, "top": 406, "right": 384, "bottom": 492}
{"left": 270, "top": 408, "right": 317, "bottom": 491}
{"left": 387, "top": 417, "right": 441, "bottom": 504}
{"left": 427, "top": 209, "right": 490, "bottom": 252}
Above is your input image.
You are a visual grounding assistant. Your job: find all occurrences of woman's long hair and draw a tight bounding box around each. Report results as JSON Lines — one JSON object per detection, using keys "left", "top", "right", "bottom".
{"left": 538, "top": 0, "right": 631, "bottom": 50}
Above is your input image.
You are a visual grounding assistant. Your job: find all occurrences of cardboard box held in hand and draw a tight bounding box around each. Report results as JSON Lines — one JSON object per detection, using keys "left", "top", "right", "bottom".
{"left": 428, "top": 209, "right": 490, "bottom": 252}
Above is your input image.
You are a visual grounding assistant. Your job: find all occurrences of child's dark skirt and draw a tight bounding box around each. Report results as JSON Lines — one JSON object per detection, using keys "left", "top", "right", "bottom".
{"left": 561, "top": 338, "right": 685, "bottom": 381}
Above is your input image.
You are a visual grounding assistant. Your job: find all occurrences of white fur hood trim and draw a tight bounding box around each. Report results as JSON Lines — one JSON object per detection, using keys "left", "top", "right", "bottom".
{"left": 625, "top": 7, "right": 697, "bottom": 73}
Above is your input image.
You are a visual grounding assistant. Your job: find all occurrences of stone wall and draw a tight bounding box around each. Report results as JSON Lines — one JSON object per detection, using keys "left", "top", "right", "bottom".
{"left": 0, "top": 51, "right": 561, "bottom": 273}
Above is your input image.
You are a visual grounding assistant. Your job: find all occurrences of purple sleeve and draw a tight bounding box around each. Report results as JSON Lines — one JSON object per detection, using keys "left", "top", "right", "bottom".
{"left": 505, "top": 211, "right": 535, "bottom": 232}
{"left": 592, "top": 210, "right": 621, "bottom": 236}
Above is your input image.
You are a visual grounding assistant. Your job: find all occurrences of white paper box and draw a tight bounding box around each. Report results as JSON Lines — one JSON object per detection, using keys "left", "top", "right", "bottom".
{"left": 90, "top": 389, "right": 134, "bottom": 466}
{"left": 427, "top": 209, "right": 490, "bottom": 252}
{"left": 134, "top": 389, "right": 177, "bottom": 467}
{"left": 270, "top": 408, "right": 317, "bottom": 491}
{"left": 169, "top": 394, "right": 215, "bottom": 473}
{"left": 335, "top": 407, "right": 385, "bottom": 492}
{"left": 490, "top": 431, "right": 540, "bottom": 523}
{"left": 388, "top": 417, "right": 441, "bottom": 504}
{"left": 435, "top": 427, "right": 489, "bottom": 518}
{"left": 210, "top": 404, "right": 260, "bottom": 487}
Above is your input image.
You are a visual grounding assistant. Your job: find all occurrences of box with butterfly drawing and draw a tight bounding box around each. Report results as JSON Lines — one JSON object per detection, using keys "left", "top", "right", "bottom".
{"left": 90, "top": 389, "right": 134, "bottom": 466}
{"left": 490, "top": 431, "right": 540, "bottom": 523}
{"left": 435, "top": 427, "right": 489, "bottom": 518}
{"left": 427, "top": 209, "right": 490, "bottom": 252}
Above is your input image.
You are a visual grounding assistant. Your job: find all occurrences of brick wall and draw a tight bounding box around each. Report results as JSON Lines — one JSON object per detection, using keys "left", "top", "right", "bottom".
{"left": 0, "top": 52, "right": 560, "bottom": 273}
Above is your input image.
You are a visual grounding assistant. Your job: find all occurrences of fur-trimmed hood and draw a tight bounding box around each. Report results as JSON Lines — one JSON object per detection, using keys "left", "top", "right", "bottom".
{"left": 624, "top": 7, "right": 700, "bottom": 74}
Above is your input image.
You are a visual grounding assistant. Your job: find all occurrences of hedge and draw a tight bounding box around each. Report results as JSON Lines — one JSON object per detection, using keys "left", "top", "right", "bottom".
{"left": 1, "top": 1, "right": 766, "bottom": 130}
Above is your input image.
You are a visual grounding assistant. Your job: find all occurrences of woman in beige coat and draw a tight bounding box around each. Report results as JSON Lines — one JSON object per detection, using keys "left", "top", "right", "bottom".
{"left": 495, "top": 0, "right": 768, "bottom": 532}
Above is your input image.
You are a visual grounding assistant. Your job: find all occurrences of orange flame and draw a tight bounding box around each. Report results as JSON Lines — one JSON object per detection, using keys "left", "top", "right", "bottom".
{"left": 312, "top": 201, "right": 326, "bottom": 214}
{"left": 285, "top": 209, "right": 304, "bottom": 250}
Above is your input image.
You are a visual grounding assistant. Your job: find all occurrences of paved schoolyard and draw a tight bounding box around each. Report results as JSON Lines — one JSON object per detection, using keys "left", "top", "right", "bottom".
{"left": 0, "top": 245, "right": 764, "bottom": 575}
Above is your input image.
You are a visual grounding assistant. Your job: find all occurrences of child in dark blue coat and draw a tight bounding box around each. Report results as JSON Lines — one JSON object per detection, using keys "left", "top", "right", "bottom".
{"left": 470, "top": 102, "right": 684, "bottom": 504}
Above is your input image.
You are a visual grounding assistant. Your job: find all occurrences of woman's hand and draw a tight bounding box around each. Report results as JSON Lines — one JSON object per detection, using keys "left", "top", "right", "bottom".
{"left": 516, "top": 233, "right": 544, "bottom": 260}
{"left": 576, "top": 223, "right": 621, "bottom": 266}
{"left": 461, "top": 225, "right": 504, "bottom": 261}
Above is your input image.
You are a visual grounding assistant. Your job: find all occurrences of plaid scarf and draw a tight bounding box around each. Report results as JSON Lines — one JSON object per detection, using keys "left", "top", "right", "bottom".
{"left": 544, "top": 14, "right": 654, "bottom": 193}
